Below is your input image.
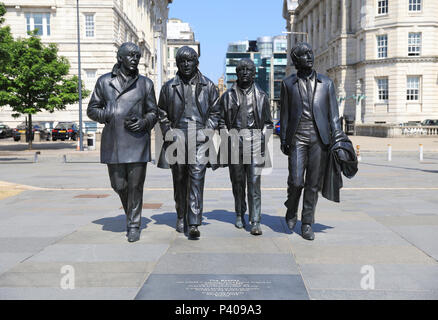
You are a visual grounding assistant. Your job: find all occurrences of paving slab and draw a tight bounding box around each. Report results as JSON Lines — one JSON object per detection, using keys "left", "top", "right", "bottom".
{"left": 300, "top": 264, "right": 438, "bottom": 291}
{"left": 0, "top": 287, "right": 139, "bottom": 300}
{"left": 152, "top": 253, "right": 300, "bottom": 275}
{"left": 26, "top": 244, "right": 170, "bottom": 262}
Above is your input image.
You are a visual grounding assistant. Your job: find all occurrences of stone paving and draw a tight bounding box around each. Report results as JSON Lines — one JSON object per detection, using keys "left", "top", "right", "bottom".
{"left": 0, "top": 136, "right": 437, "bottom": 300}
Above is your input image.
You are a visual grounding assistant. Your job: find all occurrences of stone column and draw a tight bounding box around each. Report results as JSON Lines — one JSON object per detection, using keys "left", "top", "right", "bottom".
{"left": 332, "top": 0, "right": 338, "bottom": 37}
{"left": 319, "top": 1, "right": 324, "bottom": 49}
{"left": 325, "top": 0, "right": 331, "bottom": 43}
{"left": 341, "top": 0, "right": 348, "bottom": 34}
{"left": 307, "top": 13, "right": 312, "bottom": 45}
{"left": 312, "top": 6, "right": 319, "bottom": 51}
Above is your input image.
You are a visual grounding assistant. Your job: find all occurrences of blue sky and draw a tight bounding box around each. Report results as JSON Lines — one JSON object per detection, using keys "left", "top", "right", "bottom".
{"left": 168, "top": 0, "right": 286, "bottom": 83}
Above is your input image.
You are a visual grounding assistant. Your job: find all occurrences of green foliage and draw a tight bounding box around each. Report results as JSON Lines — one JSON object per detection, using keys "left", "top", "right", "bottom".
{"left": 0, "top": 4, "right": 89, "bottom": 118}
{"left": 0, "top": 3, "right": 13, "bottom": 91}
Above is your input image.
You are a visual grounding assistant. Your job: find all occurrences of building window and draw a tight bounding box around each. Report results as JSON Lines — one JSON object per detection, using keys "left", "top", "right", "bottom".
{"left": 25, "top": 13, "right": 51, "bottom": 36}
{"left": 408, "top": 32, "right": 421, "bottom": 56}
{"left": 377, "top": 78, "right": 389, "bottom": 101}
{"left": 377, "top": 0, "right": 388, "bottom": 15}
{"left": 85, "top": 69, "right": 97, "bottom": 79}
{"left": 84, "top": 14, "right": 95, "bottom": 37}
{"left": 377, "top": 35, "right": 388, "bottom": 58}
{"left": 409, "top": 0, "right": 422, "bottom": 12}
{"left": 407, "top": 76, "right": 420, "bottom": 101}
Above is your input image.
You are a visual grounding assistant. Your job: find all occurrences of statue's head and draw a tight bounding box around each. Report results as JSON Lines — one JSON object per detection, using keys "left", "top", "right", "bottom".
{"left": 117, "top": 42, "right": 141, "bottom": 75}
{"left": 290, "top": 42, "right": 314, "bottom": 71}
{"left": 236, "top": 58, "right": 256, "bottom": 89}
{"left": 176, "top": 46, "right": 199, "bottom": 80}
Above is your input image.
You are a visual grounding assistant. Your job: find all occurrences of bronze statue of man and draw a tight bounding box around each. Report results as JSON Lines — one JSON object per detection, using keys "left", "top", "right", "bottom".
{"left": 87, "top": 42, "right": 158, "bottom": 242}
{"left": 157, "top": 46, "right": 220, "bottom": 239}
{"left": 218, "top": 58, "right": 273, "bottom": 235}
{"left": 280, "top": 42, "right": 342, "bottom": 240}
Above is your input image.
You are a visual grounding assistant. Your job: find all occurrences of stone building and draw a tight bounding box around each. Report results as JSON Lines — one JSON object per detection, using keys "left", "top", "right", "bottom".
{"left": 283, "top": 0, "right": 438, "bottom": 124}
{"left": 1, "top": 0, "right": 172, "bottom": 128}
{"left": 166, "top": 17, "right": 200, "bottom": 79}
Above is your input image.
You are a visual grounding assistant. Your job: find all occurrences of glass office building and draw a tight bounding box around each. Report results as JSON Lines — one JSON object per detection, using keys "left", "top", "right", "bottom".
{"left": 224, "top": 35, "right": 287, "bottom": 117}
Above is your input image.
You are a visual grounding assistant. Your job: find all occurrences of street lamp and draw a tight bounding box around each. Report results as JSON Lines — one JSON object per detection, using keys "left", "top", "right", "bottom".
{"left": 76, "top": 0, "right": 84, "bottom": 151}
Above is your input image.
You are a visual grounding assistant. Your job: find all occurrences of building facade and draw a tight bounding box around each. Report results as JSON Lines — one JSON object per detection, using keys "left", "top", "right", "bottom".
{"left": 1, "top": 0, "right": 172, "bottom": 128}
{"left": 283, "top": 0, "right": 438, "bottom": 124}
{"left": 224, "top": 36, "right": 287, "bottom": 117}
{"left": 166, "top": 17, "right": 200, "bottom": 79}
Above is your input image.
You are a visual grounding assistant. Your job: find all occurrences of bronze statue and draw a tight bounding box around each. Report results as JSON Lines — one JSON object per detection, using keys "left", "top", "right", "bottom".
{"left": 218, "top": 58, "right": 273, "bottom": 235}
{"left": 87, "top": 42, "right": 158, "bottom": 242}
{"left": 280, "top": 42, "right": 343, "bottom": 240}
{"left": 157, "top": 46, "right": 220, "bottom": 239}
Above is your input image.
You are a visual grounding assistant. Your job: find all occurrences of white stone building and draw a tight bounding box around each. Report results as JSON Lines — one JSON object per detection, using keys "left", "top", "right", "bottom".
{"left": 283, "top": 0, "right": 438, "bottom": 124}
{"left": 1, "top": 0, "right": 172, "bottom": 129}
{"left": 166, "top": 18, "right": 200, "bottom": 79}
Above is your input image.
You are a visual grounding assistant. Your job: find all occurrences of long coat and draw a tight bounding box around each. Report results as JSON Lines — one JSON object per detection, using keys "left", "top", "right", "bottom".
{"left": 157, "top": 71, "right": 220, "bottom": 169}
{"left": 217, "top": 82, "right": 274, "bottom": 167}
{"left": 87, "top": 68, "right": 158, "bottom": 164}
{"left": 280, "top": 72, "right": 342, "bottom": 147}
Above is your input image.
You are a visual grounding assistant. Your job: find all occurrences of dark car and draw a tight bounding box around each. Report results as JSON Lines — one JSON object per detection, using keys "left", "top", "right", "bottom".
{"left": 12, "top": 121, "right": 52, "bottom": 141}
{"left": 421, "top": 119, "right": 438, "bottom": 126}
{"left": 52, "top": 122, "right": 78, "bottom": 141}
{"left": 0, "top": 124, "right": 13, "bottom": 138}
{"left": 274, "top": 119, "right": 280, "bottom": 136}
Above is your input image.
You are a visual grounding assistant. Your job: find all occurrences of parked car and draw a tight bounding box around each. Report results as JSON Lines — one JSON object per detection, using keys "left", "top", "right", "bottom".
{"left": 12, "top": 121, "right": 52, "bottom": 141}
{"left": 52, "top": 122, "right": 79, "bottom": 141}
{"left": 274, "top": 119, "right": 280, "bottom": 136}
{"left": 0, "top": 124, "right": 13, "bottom": 138}
{"left": 421, "top": 119, "right": 438, "bottom": 126}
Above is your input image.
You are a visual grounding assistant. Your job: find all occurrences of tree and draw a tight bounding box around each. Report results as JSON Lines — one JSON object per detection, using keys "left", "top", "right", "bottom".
{"left": 0, "top": 3, "right": 89, "bottom": 149}
{"left": 0, "top": 3, "right": 13, "bottom": 94}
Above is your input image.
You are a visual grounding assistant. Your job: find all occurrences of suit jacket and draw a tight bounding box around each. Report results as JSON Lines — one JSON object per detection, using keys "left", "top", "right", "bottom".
{"left": 87, "top": 66, "right": 158, "bottom": 164}
{"left": 217, "top": 82, "right": 274, "bottom": 167}
{"left": 157, "top": 71, "right": 220, "bottom": 169}
{"left": 280, "top": 72, "right": 342, "bottom": 147}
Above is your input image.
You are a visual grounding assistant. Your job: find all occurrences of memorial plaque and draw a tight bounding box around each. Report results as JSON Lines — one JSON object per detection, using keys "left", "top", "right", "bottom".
{"left": 135, "top": 274, "right": 309, "bottom": 300}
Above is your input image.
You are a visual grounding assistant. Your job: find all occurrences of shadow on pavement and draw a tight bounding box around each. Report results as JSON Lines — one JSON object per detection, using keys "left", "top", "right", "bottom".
{"left": 92, "top": 214, "right": 152, "bottom": 232}
{"left": 0, "top": 141, "right": 76, "bottom": 151}
{"left": 204, "top": 209, "right": 334, "bottom": 235}
{"left": 150, "top": 211, "right": 211, "bottom": 229}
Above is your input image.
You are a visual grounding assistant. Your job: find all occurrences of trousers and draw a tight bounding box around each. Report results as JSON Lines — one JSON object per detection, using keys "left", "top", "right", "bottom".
{"left": 285, "top": 125, "right": 327, "bottom": 225}
{"left": 107, "top": 163, "right": 147, "bottom": 229}
{"left": 229, "top": 163, "right": 261, "bottom": 223}
{"left": 171, "top": 163, "right": 207, "bottom": 226}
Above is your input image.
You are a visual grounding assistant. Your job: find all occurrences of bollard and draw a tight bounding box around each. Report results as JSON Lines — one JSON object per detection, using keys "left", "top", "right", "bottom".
{"left": 356, "top": 145, "right": 361, "bottom": 162}
{"left": 76, "top": 139, "right": 80, "bottom": 151}
{"left": 387, "top": 144, "right": 392, "bottom": 161}
{"left": 34, "top": 151, "right": 41, "bottom": 163}
{"left": 419, "top": 144, "right": 423, "bottom": 161}
{"left": 63, "top": 154, "right": 67, "bottom": 163}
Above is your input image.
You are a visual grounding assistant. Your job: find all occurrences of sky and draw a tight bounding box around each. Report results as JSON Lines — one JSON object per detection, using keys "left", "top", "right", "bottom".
{"left": 168, "top": 0, "right": 286, "bottom": 82}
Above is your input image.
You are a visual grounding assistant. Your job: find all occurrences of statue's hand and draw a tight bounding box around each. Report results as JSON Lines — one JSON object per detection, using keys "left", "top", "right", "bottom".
{"left": 125, "top": 117, "right": 146, "bottom": 132}
{"left": 280, "top": 143, "right": 290, "bottom": 156}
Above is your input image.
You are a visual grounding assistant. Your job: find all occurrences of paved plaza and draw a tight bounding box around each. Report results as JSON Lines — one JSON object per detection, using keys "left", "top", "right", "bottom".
{"left": 0, "top": 135, "right": 437, "bottom": 299}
